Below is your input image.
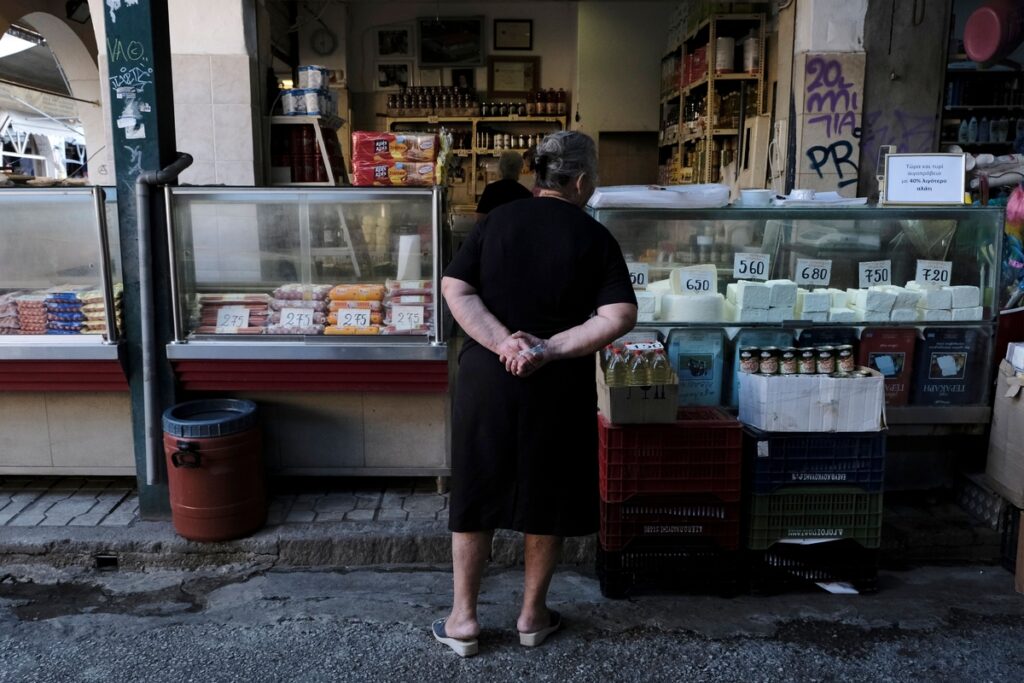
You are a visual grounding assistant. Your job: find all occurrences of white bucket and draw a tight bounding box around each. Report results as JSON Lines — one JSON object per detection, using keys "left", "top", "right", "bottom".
{"left": 715, "top": 37, "right": 736, "bottom": 74}
{"left": 743, "top": 34, "right": 760, "bottom": 74}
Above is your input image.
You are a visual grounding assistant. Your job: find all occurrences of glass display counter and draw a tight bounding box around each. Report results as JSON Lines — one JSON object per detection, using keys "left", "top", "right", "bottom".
{"left": 589, "top": 205, "right": 1005, "bottom": 428}
{"left": 0, "top": 186, "right": 132, "bottom": 476}
{"left": 163, "top": 187, "right": 449, "bottom": 476}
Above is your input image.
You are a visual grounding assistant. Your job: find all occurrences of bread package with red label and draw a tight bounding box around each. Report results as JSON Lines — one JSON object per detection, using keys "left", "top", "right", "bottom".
{"left": 351, "top": 161, "right": 436, "bottom": 187}
{"left": 351, "top": 132, "right": 438, "bottom": 163}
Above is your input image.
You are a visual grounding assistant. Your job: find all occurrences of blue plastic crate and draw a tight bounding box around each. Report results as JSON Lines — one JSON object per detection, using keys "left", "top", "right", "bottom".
{"left": 744, "top": 428, "right": 886, "bottom": 494}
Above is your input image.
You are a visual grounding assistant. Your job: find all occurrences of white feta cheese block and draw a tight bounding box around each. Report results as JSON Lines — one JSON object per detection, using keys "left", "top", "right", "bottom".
{"left": 912, "top": 285, "right": 952, "bottom": 310}
{"left": 766, "top": 279, "right": 798, "bottom": 308}
{"left": 918, "top": 307, "right": 953, "bottom": 321}
{"left": 726, "top": 282, "right": 739, "bottom": 304}
{"left": 734, "top": 280, "right": 770, "bottom": 309}
{"left": 636, "top": 291, "right": 657, "bottom": 322}
{"left": 648, "top": 278, "right": 673, "bottom": 294}
{"left": 797, "top": 288, "right": 831, "bottom": 313}
{"left": 944, "top": 285, "right": 981, "bottom": 309}
{"left": 767, "top": 306, "right": 795, "bottom": 323}
{"left": 951, "top": 305, "right": 983, "bottom": 321}
{"left": 853, "top": 287, "right": 897, "bottom": 313}
{"left": 735, "top": 305, "right": 769, "bottom": 323}
{"left": 881, "top": 285, "right": 921, "bottom": 311}
{"left": 890, "top": 308, "right": 918, "bottom": 322}
{"left": 828, "top": 307, "right": 856, "bottom": 323}
{"left": 851, "top": 306, "right": 890, "bottom": 323}
{"left": 805, "top": 310, "right": 829, "bottom": 323}
{"left": 827, "top": 288, "right": 848, "bottom": 308}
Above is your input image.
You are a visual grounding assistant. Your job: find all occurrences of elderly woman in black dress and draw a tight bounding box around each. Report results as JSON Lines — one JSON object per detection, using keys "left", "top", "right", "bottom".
{"left": 436, "top": 131, "right": 637, "bottom": 656}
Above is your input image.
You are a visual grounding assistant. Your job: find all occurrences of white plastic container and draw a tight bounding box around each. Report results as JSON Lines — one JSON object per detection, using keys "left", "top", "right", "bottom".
{"left": 298, "top": 65, "right": 328, "bottom": 89}
{"left": 715, "top": 37, "right": 736, "bottom": 74}
{"left": 742, "top": 32, "right": 760, "bottom": 74}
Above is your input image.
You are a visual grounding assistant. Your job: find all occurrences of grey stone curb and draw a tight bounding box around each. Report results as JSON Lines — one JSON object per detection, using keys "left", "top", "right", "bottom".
{"left": 0, "top": 521, "right": 597, "bottom": 571}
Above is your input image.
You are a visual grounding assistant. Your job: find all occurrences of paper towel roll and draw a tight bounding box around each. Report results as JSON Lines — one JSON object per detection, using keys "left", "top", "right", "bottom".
{"left": 396, "top": 235, "right": 421, "bottom": 280}
{"left": 662, "top": 293, "right": 724, "bottom": 322}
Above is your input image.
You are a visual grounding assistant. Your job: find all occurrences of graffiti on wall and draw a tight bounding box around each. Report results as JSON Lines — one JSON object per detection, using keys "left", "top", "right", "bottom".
{"left": 801, "top": 54, "right": 864, "bottom": 191}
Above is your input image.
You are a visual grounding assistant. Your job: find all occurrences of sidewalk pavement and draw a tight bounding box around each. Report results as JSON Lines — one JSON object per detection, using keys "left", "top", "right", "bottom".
{"left": 0, "top": 476, "right": 1004, "bottom": 572}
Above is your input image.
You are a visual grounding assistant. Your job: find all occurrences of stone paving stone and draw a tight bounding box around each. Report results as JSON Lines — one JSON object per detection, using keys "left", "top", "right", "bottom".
{"left": 403, "top": 494, "right": 446, "bottom": 515}
{"left": 344, "top": 509, "right": 375, "bottom": 522}
{"left": 296, "top": 493, "right": 322, "bottom": 503}
{"left": 90, "top": 491, "right": 130, "bottom": 517}
{"left": 0, "top": 496, "right": 11, "bottom": 513}
{"left": 380, "top": 491, "right": 406, "bottom": 509}
{"left": 354, "top": 493, "right": 382, "bottom": 510}
{"left": 313, "top": 510, "right": 348, "bottom": 522}
{"left": 67, "top": 512, "right": 108, "bottom": 527}
{"left": 16, "top": 492, "right": 72, "bottom": 517}
{"left": 0, "top": 492, "right": 42, "bottom": 519}
{"left": 0, "top": 512, "right": 19, "bottom": 526}
{"left": 39, "top": 516, "right": 77, "bottom": 527}
{"left": 377, "top": 509, "right": 409, "bottom": 522}
{"left": 315, "top": 494, "right": 357, "bottom": 513}
{"left": 289, "top": 499, "right": 316, "bottom": 512}
{"left": 8, "top": 514, "right": 45, "bottom": 527}
{"left": 44, "top": 499, "right": 98, "bottom": 520}
{"left": 285, "top": 509, "right": 316, "bottom": 523}
{"left": 100, "top": 497, "right": 139, "bottom": 527}
{"left": 407, "top": 510, "right": 440, "bottom": 521}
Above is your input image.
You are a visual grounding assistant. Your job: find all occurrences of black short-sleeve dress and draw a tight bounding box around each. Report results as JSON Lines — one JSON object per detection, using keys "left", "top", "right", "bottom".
{"left": 443, "top": 197, "right": 637, "bottom": 537}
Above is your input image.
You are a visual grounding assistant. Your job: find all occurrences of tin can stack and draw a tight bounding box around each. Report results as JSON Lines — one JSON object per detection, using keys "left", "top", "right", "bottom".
{"left": 595, "top": 407, "right": 744, "bottom": 598}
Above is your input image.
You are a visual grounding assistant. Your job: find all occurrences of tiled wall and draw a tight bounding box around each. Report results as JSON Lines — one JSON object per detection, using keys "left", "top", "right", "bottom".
{"left": 171, "top": 53, "right": 259, "bottom": 186}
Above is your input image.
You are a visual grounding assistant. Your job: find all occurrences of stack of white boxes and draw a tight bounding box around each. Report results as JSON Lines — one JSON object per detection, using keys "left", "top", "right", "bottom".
{"left": 726, "top": 280, "right": 797, "bottom": 323}
{"left": 839, "top": 284, "right": 982, "bottom": 322}
{"left": 907, "top": 282, "right": 983, "bottom": 321}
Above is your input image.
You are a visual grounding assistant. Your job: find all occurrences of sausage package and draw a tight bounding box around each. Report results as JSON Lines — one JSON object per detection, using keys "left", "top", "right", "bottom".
{"left": 351, "top": 161, "right": 437, "bottom": 187}
{"left": 351, "top": 132, "right": 438, "bottom": 163}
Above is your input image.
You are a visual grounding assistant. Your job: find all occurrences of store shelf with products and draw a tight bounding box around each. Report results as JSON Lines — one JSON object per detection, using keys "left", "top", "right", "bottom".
{"left": 588, "top": 204, "right": 1005, "bottom": 428}
{"left": 269, "top": 116, "right": 348, "bottom": 187}
{"left": 940, "top": 60, "right": 1024, "bottom": 154}
{"left": 164, "top": 186, "right": 449, "bottom": 476}
{"left": 659, "top": 13, "right": 766, "bottom": 185}
{"left": 386, "top": 114, "right": 567, "bottom": 210}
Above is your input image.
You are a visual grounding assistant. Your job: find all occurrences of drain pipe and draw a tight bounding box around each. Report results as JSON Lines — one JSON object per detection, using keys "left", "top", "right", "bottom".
{"left": 137, "top": 152, "right": 193, "bottom": 486}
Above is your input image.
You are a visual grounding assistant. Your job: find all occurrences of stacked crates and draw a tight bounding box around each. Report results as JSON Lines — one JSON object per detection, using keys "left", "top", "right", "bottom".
{"left": 596, "top": 408, "right": 743, "bottom": 598}
{"left": 743, "top": 428, "right": 886, "bottom": 592}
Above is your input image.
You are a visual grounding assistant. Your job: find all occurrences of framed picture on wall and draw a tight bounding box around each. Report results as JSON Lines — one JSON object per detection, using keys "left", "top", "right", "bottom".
{"left": 494, "top": 20, "right": 532, "bottom": 50}
{"left": 418, "top": 16, "right": 484, "bottom": 66}
{"left": 376, "top": 25, "right": 413, "bottom": 59}
{"left": 450, "top": 68, "right": 476, "bottom": 90}
{"left": 488, "top": 56, "right": 540, "bottom": 99}
{"left": 374, "top": 61, "right": 412, "bottom": 91}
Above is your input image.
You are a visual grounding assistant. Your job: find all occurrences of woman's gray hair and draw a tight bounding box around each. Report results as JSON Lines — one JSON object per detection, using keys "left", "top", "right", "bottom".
{"left": 533, "top": 131, "right": 598, "bottom": 191}
{"left": 498, "top": 151, "right": 523, "bottom": 180}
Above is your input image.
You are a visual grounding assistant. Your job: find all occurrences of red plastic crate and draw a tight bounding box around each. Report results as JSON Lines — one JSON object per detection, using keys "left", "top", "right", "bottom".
{"left": 599, "top": 494, "right": 742, "bottom": 551}
{"left": 598, "top": 408, "right": 742, "bottom": 503}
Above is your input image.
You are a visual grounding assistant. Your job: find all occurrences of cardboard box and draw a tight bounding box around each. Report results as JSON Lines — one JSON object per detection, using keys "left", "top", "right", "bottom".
{"left": 738, "top": 368, "right": 886, "bottom": 432}
{"left": 986, "top": 359, "right": 1024, "bottom": 508}
{"left": 595, "top": 355, "right": 678, "bottom": 424}
{"left": 351, "top": 161, "right": 436, "bottom": 187}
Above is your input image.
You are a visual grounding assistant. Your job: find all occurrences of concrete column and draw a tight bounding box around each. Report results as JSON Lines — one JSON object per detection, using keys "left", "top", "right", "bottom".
{"left": 789, "top": 0, "right": 869, "bottom": 196}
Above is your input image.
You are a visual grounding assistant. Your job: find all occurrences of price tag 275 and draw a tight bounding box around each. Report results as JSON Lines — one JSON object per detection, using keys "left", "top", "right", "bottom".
{"left": 215, "top": 306, "right": 250, "bottom": 332}
{"left": 627, "top": 262, "right": 649, "bottom": 290}
{"left": 859, "top": 260, "right": 891, "bottom": 288}
{"left": 795, "top": 258, "right": 832, "bottom": 286}
{"left": 281, "top": 308, "right": 314, "bottom": 328}
{"left": 733, "top": 253, "right": 769, "bottom": 280}
{"left": 393, "top": 305, "right": 424, "bottom": 330}
{"left": 338, "top": 310, "right": 371, "bottom": 328}
{"left": 916, "top": 259, "right": 952, "bottom": 285}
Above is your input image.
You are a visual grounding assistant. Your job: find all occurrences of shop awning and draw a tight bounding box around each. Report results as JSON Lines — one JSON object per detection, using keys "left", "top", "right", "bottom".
{"left": 0, "top": 110, "right": 83, "bottom": 145}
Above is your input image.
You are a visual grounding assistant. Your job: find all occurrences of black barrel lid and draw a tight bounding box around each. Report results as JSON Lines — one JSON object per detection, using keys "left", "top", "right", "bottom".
{"left": 162, "top": 399, "right": 257, "bottom": 439}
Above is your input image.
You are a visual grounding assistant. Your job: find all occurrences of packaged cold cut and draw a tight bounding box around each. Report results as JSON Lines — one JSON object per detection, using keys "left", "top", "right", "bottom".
{"left": 383, "top": 295, "right": 433, "bottom": 306}
{"left": 328, "top": 284, "right": 385, "bottom": 301}
{"left": 380, "top": 324, "right": 432, "bottom": 335}
{"left": 325, "top": 325, "right": 380, "bottom": 336}
{"left": 352, "top": 132, "right": 438, "bottom": 163}
{"left": 271, "top": 283, "right": 333, "bottom": 301}
{"left": 385, "top": 279, "right": 432, "bottom": 296}
{"left": 265, "top": 324, "right": 325, "bottom": 335}
{"left": 328, "top": 300, "right": 382, "bottom": 312}
{"left": 351, "top": 161, "right": 436, "bottom": 187}
{"left": 269, "top": 298, "right": 329, "bottom": 312}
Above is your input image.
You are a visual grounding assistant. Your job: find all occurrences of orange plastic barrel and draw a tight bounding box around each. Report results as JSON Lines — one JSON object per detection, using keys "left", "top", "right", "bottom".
{"left": 162, "top": 399, "right": 266, "bottom": 542}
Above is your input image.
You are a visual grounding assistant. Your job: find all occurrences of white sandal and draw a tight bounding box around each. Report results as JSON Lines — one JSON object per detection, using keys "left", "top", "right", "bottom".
{"left": 519, "top": 610, "right": 562, "bottom": 647}
{"left": 432, "top": 618, "right": 479, "bottom": 657}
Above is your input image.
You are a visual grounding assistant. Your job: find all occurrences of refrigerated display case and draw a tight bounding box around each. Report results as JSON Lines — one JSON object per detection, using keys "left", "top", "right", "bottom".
{"left": 0, "top": 187, "right": 132, "bottom": 474}
{"left": 164, "top": 186, "right": 450, "bottom": 475}
{"left": 588, "top": 204, "right": 1005, "bottom": 431}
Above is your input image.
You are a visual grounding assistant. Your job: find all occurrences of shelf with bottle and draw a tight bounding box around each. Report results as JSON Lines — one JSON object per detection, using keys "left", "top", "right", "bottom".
{"left": 944, "top": 115, "right": 1023, "bottom": 146}
{"left": 683, "top": 12, "right": 764, "bottom": 45}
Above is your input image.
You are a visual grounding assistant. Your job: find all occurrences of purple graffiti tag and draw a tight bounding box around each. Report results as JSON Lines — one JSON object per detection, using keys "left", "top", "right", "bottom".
{"left": 861, "top": 109, "right": 936, "bottom": 154}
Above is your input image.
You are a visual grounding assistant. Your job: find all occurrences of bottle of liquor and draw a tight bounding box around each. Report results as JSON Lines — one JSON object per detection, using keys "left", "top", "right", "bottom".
{"left": 526, "top": 90, "right": 537, "bottom": 117}
{"left": 557, "top": 88, "right": 567, "bottom": 116}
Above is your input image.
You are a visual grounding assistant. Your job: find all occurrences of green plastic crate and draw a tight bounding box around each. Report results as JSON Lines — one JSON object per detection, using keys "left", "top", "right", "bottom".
{"left": 748, "top": 488, "right": 884, "bottom": 550}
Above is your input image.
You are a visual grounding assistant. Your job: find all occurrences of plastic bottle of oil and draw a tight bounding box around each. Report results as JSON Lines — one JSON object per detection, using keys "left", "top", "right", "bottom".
{"left": 649, "top": 349, "right": 672, "bottom": 384}
{"left": 627, "top": 349, "right": 651, "bottom": 386}
{"left": 605, "top": 349, "right": 628, "bottom": 387}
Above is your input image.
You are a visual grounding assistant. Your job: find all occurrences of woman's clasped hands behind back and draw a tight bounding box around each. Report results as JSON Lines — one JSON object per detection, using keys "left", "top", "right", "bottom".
{"left": 497, "top": 330, "right": 549, "bottom": 377}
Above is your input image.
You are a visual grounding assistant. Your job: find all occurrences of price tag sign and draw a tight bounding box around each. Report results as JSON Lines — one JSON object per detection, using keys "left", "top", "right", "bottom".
{"left": 214, "top": 306, "right": 249, "bottom": 333}
{"left": 916, "top": 259, "right": 952, "bottom": 285}
{"left": 337, "top": 310, "right": 371, "bottom": 328}
{"left": 627, "top": 262, "right": 649, "bottom": 290}
{"left": 281, "top": 308, "right": 314, "bottom": 328}
{"left": 795, "top": 258, "right": 833, "bottom": 286}
{"left": 427, "top": 116, "right": 439, "bottom": 124}
{"left": 676, "top": 265, "right": 716, "bottom": 295}
{"left": 859, "top": 260, "right": 892, "bottom": 288}
{"left": 733, "top": 253, "right": 769, "bottom": 280}
{"left": 393, "top": 305, "right": 424, "bottom": 330}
